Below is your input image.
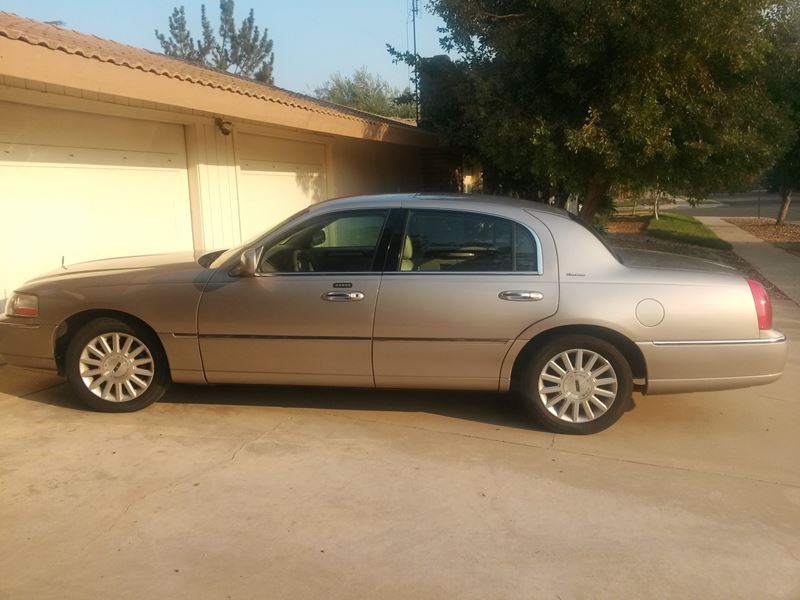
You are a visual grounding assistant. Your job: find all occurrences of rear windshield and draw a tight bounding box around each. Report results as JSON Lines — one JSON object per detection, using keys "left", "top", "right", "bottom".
{"left": 567, "top": 212, "right": 623, "bottom": 264}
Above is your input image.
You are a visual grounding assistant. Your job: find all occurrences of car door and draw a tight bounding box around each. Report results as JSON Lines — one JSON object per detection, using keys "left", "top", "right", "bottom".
{"left": 198, "top": 209, "right": 391, "bottom": 386}
{"left": 373, "top": 207, "right": 559, "bottom": 390}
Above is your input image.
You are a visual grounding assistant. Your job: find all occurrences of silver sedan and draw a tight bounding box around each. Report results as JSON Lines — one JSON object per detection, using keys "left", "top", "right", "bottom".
{"left": 0, "top": 194, "right": 788, "bottom": 434}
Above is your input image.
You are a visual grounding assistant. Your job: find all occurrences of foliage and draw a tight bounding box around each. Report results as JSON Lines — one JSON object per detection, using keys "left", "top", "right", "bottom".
{"left": 647, "top": 213, "right": 732, "bottom": 250}
{"left": 314, "top": 68, "right": 416, "bottom": 119}
{"left": 155, "top": 1, "right": 274, "bottom": 83}
{"left": 416, "top": 0, "right": 791, "bottom": 219}
{"left": 764, "top": 2, "right": 800, "bottom": 224}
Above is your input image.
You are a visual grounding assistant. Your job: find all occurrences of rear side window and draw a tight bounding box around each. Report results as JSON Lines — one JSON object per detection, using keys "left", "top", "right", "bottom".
{"left": 400, "top": 210, "right": 538, "bottom": 272}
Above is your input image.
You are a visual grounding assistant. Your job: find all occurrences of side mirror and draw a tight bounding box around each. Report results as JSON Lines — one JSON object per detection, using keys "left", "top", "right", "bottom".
{"left": 230, "top": 247, "right": 258, "bottom": 277}
{"left": 311, "top": 229, "right": 326, "bottom": 246}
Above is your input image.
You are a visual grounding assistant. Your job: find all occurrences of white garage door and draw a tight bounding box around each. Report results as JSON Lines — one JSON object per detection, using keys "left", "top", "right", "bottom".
{"left": 0, "top": 101, "right": 193, "bottom": 298}
{"left": 236, "top": 133, "right": 326, "bottom": 240}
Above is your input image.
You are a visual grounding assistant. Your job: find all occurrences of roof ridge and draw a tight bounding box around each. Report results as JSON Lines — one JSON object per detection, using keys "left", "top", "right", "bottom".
{"left": 0, "top": 11, "right": 424, "bottom": 132}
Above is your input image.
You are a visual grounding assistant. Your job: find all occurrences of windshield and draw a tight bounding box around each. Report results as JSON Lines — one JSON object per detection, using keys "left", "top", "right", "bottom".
{"left": 208, "top": 207, "right": 311, "bottom": 269}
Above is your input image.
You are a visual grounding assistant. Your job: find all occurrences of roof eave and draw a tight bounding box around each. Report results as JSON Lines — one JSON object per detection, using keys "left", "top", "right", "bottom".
{"left": 0, "top": 36, "right": 437, "bottom": 147}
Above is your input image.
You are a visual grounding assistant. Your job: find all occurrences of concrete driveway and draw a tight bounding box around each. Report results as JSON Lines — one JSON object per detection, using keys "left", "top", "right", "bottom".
{"left": 1, "top": 302, "right": 799, "bottom": 599}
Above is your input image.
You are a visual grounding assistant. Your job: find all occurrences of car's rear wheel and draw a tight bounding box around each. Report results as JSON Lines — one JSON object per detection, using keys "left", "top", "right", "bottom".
{"left": 518, "top": 334, "right": 632, "bottom": 434}
{"left": 65, "top": 317, "right": 169, "bottom": 412}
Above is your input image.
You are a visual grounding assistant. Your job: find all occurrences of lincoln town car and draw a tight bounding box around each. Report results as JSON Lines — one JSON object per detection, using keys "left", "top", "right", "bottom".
{"left": 0, "top": 194, "right": 787, "bottom": 434}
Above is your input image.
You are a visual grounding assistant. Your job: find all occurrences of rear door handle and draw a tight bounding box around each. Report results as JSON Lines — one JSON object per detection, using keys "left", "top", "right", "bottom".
{"left": 499, "top": 290, "right": 544, "bottom": 302}
{"left": 322, "top": 291, "right": 365, "bottom": 302}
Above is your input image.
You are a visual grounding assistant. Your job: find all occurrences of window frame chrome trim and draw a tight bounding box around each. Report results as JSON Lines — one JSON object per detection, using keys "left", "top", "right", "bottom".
{"left": 253, "top": 208, "right": 391, "bottom": 276}
{"left": 252, "top": 271, "right": 382, "bottom": 278}
{"left": 393, "top": 207, "right": 544, "bottom": 276}
{"left": 234, "top": 206, "right": 545, "bottom": 277}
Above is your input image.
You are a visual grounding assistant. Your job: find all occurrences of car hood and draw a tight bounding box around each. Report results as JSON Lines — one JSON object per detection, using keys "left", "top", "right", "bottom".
{"left": 616, "top": 248, "right": 737, "bottom": 274}
{"left": 20, "top": 251, "right": 219, "bottom": 290}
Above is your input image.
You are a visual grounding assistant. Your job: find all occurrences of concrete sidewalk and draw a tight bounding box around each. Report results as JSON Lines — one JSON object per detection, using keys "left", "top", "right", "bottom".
{"left": 699, "top": 216, "right": 800, "bottom": 304}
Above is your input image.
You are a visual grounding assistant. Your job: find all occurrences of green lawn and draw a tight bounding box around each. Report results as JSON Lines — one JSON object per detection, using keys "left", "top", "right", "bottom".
{"left": 646, "top": 213, "right": 732, "bottom": 250}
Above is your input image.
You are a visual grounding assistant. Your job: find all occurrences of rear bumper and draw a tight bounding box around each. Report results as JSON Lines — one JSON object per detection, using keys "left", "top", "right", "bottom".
{"left": 0, "top": 318, "right": 57, "bottom": 373}
{"left": 639, "top": 331, "right": 787, "bottom": 394}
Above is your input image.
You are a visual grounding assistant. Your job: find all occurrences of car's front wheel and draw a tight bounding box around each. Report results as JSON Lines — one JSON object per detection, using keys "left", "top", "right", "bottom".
{"left": 65, "top": 317, "right": 170, "bottom": 412}
{"left": 518, "top": 335, "right": 633, "bottom": 434}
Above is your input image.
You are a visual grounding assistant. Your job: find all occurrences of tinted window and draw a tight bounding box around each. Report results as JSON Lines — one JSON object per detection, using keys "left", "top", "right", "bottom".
{"left": 400, "top": 210, "right": 538, "bottom": 272}
{"left": 514, "top": 223, "right": 537, "bottom": 271}
{"left": 260, "top": 210, "right": 388, "bottom": 273}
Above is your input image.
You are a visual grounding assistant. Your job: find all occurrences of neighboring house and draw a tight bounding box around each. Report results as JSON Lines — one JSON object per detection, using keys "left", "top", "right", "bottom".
{"left": 0, "top": 13, "right": 440, "bottom": 297}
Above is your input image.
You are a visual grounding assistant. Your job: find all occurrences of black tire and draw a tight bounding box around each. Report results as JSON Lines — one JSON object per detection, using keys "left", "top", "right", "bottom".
{"left": 517, "top": 334, "right": 633, "bottom": 434}
{"left": 64, "top": 317, "right": 170, "bottom": 412}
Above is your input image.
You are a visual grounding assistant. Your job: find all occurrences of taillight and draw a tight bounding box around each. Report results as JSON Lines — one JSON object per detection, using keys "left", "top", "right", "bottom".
{"left": 747, "top": 279, "right": 772, "bottom": 330}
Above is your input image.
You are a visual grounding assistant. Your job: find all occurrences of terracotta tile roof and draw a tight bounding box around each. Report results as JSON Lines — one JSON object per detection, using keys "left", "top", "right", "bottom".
{"left": 0, "top": 12, "right": 419, "bottom": 131}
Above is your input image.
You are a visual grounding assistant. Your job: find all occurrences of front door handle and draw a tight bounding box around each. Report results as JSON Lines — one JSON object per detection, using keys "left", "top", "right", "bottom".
{"left": 499, "top": 290, "right": 544, "bottom": 302}
{"left": 322, "top": 291, "right": 365, "bottom": 302}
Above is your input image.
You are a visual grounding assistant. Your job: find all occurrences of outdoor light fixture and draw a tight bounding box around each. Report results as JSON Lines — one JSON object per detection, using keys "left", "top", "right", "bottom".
{"left": 215, "top": 117, "right": 233, "bottom": 136}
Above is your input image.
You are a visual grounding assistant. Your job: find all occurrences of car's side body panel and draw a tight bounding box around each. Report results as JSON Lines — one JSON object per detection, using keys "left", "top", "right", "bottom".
{"left": 639, "top": 333, "right": 787, "bottom": 393}
{"left": 197, "top": 274, "right": 380, "bottom": 387}
{"left": 496, "top": 211, "right": 786, "bottom": 393}
{"left": 0, "top": 320, "right": 58, "bottom": 371}
{"left": 371, "top": 198, "right": 560, "bottom": 389}
{"left": 0, "top": 193, "right": 788, "bottom": 401}
{"left": 373, "top": 275, "right": 555, "bottom": 390}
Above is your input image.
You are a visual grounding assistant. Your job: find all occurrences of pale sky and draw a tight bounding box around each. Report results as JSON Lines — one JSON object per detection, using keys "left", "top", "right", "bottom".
{"left": 2, "top": 0, "right": 451, "bottom": 94}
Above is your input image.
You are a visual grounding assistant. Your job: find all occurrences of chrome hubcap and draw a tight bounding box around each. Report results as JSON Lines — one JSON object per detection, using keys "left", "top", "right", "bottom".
{"left": 538, "top": 349, "right": 618, "bottom": 423}
{"left": 79, "top": 333, "right": 154, "bottom": 402}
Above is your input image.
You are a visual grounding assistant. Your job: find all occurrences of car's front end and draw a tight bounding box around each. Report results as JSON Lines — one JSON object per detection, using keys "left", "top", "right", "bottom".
{"left": 0, "top": 252, "right": 215, "bottom": 378}
{"left": 1, "top": 291, "right": 58, "bottom": 372}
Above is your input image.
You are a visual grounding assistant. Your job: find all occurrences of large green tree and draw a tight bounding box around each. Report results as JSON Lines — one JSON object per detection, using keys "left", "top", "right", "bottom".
{"left": 314, "top": 68, "right": 416, "bottom": 119}
{"left": 155, "top": 1, "right": 274, "bottom": 84}
{"left": 420, "top": 0, "right": 790, "bottom": 218}
{"left": 765, "top": 2, "right": 800, "bottom": 225}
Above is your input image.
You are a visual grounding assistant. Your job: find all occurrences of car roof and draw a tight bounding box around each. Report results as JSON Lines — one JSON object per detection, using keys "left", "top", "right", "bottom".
{"left": 310, "top": 192, "right": 570, "bottom": 218}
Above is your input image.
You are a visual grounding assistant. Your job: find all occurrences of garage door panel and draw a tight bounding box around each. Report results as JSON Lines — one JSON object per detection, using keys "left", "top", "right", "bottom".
{"left": 0, "top": 101, "right": 186, "bottom": 154}
{"left": 235, "top": 133, "right": 326, "bottom": 241}
{"left": 0, "top": 102, "right": 192, "bottom": 297}
{"left": 0, "top": 142, "right": 183, "bottom": 169}
{"left": 237, "top": 165, "right": 324, "bottom": 240}
{"left": 236, "top": 134, "right": 325, "bottom": 165}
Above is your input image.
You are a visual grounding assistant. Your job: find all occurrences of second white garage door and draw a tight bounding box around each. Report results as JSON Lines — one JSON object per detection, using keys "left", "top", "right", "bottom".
{"left": 235, "top": 133, "right": 327, "bottom": 241}
{"left": 0, "top": 101, "right": 194, "bottom": 297}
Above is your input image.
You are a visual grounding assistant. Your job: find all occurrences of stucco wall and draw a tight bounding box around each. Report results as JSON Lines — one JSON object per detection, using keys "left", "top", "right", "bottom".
{"left": 330, "top": 137, "right": 425, "bottom": 198}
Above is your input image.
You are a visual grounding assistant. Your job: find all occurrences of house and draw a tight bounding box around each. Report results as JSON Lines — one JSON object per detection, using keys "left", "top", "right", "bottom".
{"left": 0, "top": 13, "right": 440, "bottom": 297}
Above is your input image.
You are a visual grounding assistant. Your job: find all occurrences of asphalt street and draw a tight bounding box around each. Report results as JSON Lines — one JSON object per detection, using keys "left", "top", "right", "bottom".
{"left": 671, "top": 192, "right": 799, "bottom": 221}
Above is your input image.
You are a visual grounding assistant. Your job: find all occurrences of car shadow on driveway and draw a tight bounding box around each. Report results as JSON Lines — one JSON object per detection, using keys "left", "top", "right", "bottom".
{"left": 160, "top": 384, "right": 544, "bottom": 431}
{"left": 2, "top": 366, "right": 637, "bottom": 432}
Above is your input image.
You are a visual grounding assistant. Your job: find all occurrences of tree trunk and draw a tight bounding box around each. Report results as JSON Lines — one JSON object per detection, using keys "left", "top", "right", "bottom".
{"left": 579, "top": 180, "right": 610, "bottom": 221}
{"left": 653, "top": 191, "right": 660, "bottom": 220}
{"left": 776, "top": 188, "right": 793, "bottom": 226}
{"left": 631, "top": 198, "right": 638, "bottom": 216}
